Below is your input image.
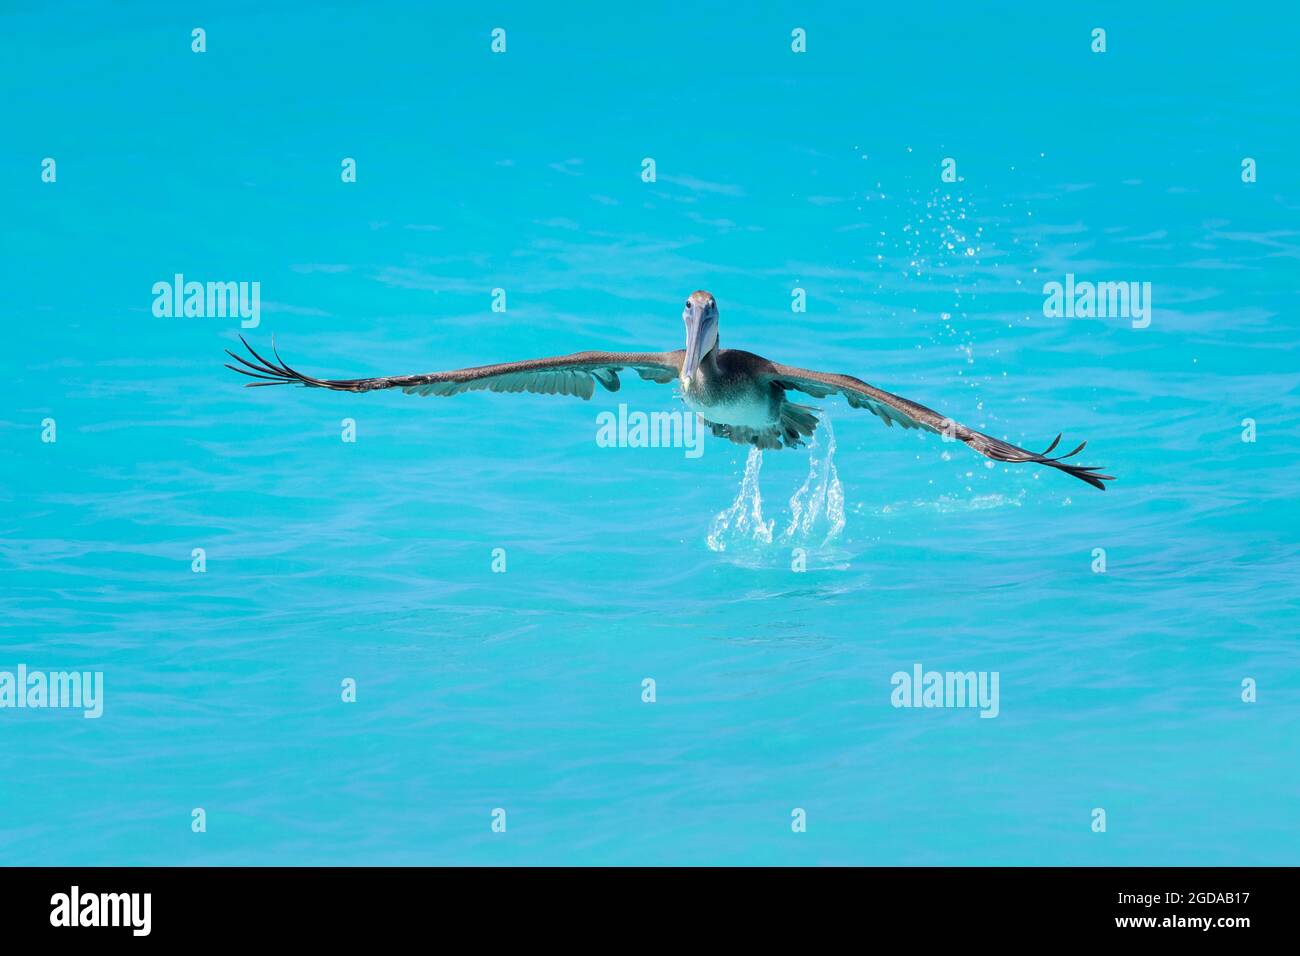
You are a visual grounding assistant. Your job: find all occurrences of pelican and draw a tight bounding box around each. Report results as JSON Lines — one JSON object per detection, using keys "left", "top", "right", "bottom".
{"left": 225, "top": 290, "right": 1114, "bottom": 490}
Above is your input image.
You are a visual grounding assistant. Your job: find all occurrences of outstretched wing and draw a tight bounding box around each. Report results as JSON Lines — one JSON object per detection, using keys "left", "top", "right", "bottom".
{"left": 226, "top": 337, "right": 683, "bottom": 400}
{"left": 766, "top": 363, "right": 1114, "bottom": 491}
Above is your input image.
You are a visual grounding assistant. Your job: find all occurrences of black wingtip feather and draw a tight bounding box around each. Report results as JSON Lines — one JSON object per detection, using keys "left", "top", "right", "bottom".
{"left": 1033, "top": 436, "right": 1114, "bottom": 491}
{"left": 225, "top": 336, "right": 383, "bottom": 392}
{"left": 977, "top": 432, "right": 1115, "bottom": 491}
{"left": 225, "top": 336, "right": 316, "bottom": 387}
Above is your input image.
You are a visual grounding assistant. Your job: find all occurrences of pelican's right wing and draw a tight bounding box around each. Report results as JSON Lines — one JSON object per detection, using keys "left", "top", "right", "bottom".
{"left": 226, "top": 337, "right": 684, "bottom": 400}
{"left": 766, "top": 362, "right": 1114, "bottom": 491}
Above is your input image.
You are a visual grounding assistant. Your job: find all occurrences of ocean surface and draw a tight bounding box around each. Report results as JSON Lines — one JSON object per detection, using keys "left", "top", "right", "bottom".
{"left": 2, "top": 2, "right": 1297, "bottom": 865}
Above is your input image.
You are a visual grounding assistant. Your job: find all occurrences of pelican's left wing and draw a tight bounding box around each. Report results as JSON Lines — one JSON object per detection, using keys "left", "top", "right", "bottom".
{"left": 226, "top": 337, "right": 684, "bottom": 400}
{"left": 765, "top": 363, "right": 1114, "bottom": 490}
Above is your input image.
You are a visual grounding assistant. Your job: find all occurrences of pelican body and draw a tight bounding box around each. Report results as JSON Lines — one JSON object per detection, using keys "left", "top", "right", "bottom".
{"left": 227, "top": 290, "right": 1113, "bottom": 489}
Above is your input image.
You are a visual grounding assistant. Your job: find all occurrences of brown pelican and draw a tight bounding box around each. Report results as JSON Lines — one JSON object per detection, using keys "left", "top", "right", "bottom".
{"left": 226, "top": 290, "right": 1114, "bottom": 490}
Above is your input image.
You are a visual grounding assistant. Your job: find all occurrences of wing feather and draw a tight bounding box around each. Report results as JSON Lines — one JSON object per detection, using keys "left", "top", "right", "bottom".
{"left": 226, "top": 337, "right": 684, "bottom": 402}
{"left": 766, "top": 363, "right": 1114, "bottom": 491}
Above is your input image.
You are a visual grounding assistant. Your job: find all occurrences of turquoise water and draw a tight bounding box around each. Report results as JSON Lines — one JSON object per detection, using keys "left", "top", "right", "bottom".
{"left": 3, "top": 3, "right": 1298, "bottom": 865}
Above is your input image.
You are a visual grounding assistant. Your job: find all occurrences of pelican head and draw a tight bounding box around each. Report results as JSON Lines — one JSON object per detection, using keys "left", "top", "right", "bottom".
{"left": 680, "top": 290, "right": 719, "bottom": 392}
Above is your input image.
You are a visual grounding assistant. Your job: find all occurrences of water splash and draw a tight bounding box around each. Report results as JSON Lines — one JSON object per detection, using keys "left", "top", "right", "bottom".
{"left": 706, "top": 447, "right": 774, "bottom": 551}
{"left": 706, "top": 416, "right": 847, "bottom": 557}
{"left": 781, "top": 416, "right": 845, "bottom": 546}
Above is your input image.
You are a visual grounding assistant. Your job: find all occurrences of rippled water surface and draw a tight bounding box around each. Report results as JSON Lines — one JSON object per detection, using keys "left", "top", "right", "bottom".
{"left": 2, "top": 3, "right": 1298, "bottom": 864}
